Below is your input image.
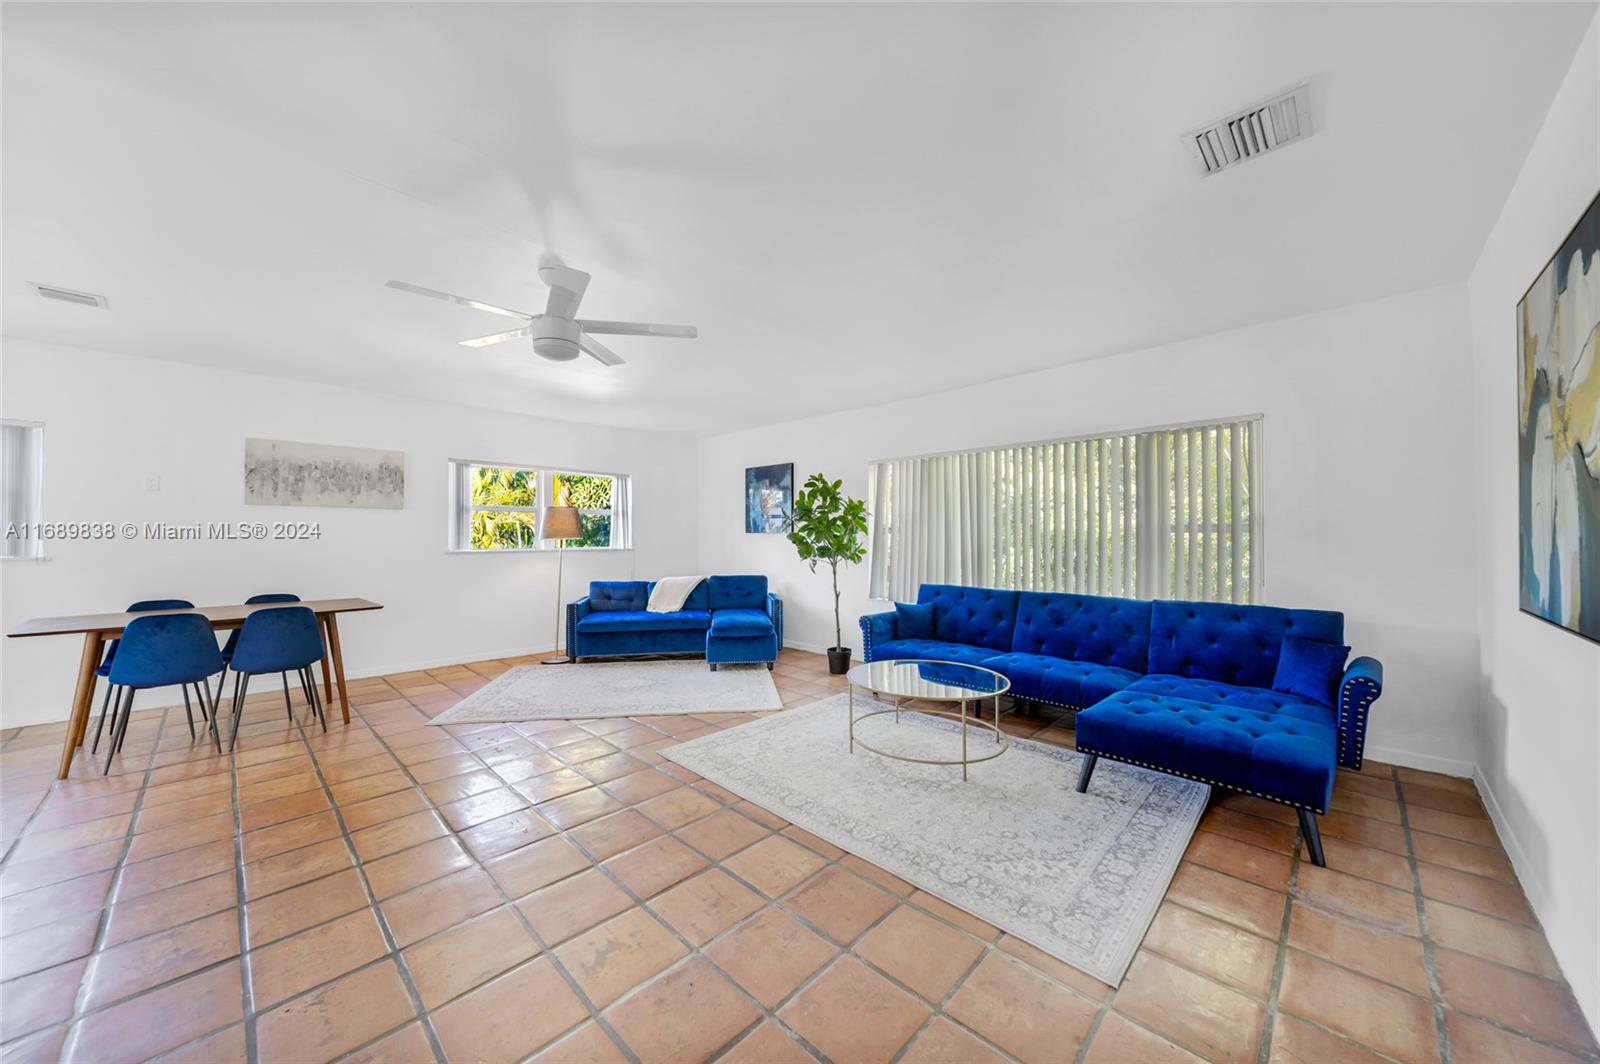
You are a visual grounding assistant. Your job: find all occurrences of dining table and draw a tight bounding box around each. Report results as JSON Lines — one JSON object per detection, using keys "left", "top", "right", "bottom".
{"left": 7, "top": 597, "right": 383, "bottom": 779}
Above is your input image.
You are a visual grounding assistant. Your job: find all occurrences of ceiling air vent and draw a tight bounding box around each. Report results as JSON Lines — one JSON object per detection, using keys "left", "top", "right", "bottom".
{"left": 28, "top": 282, "right": 107, "bottom": 309}
{"left": 1186, "top": 84, "right": 1313, "bottom": 176}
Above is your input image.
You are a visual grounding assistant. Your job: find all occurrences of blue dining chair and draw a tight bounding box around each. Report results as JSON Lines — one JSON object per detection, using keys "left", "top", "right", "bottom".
{"left": 218, "top": 593, "right": 303, "bottom": 720}
{"left": 102, "top": 613, "right": 226, "bottom": 773}
{"left": 92, "top": 599, "right": 212, "bottom": 753}
{"left": 224, "top": 606, "right": 327, "bottom": 751}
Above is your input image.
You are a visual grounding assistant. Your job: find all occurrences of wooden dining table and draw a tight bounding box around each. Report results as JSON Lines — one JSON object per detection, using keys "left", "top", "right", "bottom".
{"left": 7, "top": 598, "right": 383, "bottom": 779}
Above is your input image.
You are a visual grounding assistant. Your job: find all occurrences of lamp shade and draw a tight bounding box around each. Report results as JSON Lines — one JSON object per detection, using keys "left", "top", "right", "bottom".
{"left": 542, "top": 505, "right": 582, "bottom": 542}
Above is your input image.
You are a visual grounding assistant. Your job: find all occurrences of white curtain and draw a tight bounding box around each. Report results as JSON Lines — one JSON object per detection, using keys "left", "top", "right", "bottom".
{"left": 1, "top": 422, "right": 43, "bottom": 560}
{"left": 867, "top": 417, "right": 1261, "bottom": 604}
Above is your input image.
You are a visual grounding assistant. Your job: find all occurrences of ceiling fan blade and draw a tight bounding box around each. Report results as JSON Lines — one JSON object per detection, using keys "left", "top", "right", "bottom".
{"left": 387, "top": 280, "right": 532, "bottom": 320}
{"left": 539, "top": 265, "right": 591, "bottom": 319}
{"left": 577, "top": 319, "right": 698, "bottom": 339}
{"left": 579, "top": 333, "right": 626, "bottom": 367}
{"left": 459, "top": 326, "right": 534, "bottom": 348}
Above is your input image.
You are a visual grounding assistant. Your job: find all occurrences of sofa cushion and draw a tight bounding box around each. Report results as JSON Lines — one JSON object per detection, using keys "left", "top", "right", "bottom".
{"left": 710, "top": 575, "right": 769, "bottom": 611}
{"left": 871, "top": 638, "right": 1010, "bottom": 668}
{"left": 1011, "top": 592, "right": 1151, "bottom": 670}
{"left": 981, "top": 652, "right": 1139, "bottom": 708}
{"left": 589, "top": 581, "right": 650, "bottom": 612}
{"left": 710, "top": 608, "right": 775, "bottom": 638}
{"left": 917, "top": 584, "right": 1020, "bottom": 652}
{"left": 894, "top": 601, "right": 935, "bottom": 640}
{"left": 1076, "top": 691, "right": 1338, "bottom": 811}
{"left": 1126, "top": 675, "right": 1334, "bottom": 727}
{"left": 576, "top": 609, "right": 711, "bottom": 634}
{"left": 1146, "top": 601, "right": 1344, "bottom": 689}
{"left": 1273, "top": 636, "right": 1351, "bottom": 707}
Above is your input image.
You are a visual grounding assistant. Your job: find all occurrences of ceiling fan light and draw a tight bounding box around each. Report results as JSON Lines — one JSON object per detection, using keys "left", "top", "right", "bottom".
{"left": 533, "top": 336, "right": 582, "bottom": 362}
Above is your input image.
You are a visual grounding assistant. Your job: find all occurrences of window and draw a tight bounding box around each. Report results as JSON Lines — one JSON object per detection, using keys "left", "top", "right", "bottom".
{"left": 866, "top": 416, "right": 1261, "bottom": 603}
{"left": 1, "top": 420, "right": 44, "bottom": 561}
{"left": 449, "top": 460, "right": 629, "bottom": 552}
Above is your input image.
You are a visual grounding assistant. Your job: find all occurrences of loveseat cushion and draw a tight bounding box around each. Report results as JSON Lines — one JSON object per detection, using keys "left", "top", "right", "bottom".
{"left": 982, "top": 652, "right": 1139, "bottom": 708}
{"left": 576, "top": 610, "right": 712, "bottom": 634}
{"left": 1146, "top": 601, "right": 1343, "bottom": 689}
{"left": 1076, "top": 691, "right": 1338, "bottom": 811}
{"left": 710, "top": 608, "right": 775, "bottom": 638}
{"left": 1126, "top": 675, "right": 1334, "bottom": 727}
{"left": 1011, "top": 592, "right": 1151, "bottom": 671}
{"left": 894, "top": 601, "right": 935, "bottom": 640}
{"left": 870, "top": 638, "right": 1009, "bottom": 668}
{"left": 710, "top": 575, "right": 769, "bottom": 611}
{"left": 1272, "top": 636, "right": 1350, "bottom": 707}
{"left": 917, "top": 584, "right": 1020, "bottom": 652}
{"left": 589, "top": 581, "right": 650, "bottom": 612}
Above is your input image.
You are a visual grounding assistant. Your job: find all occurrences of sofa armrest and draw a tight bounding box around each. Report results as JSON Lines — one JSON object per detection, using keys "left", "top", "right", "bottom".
{"left": 860, "top": 611, "right": 897, "bottom": 662}
{"left": 766, "top": 593, "right": 784, "bottom": 648}
{"left": 1336, "top": 656, "right": 1383, "bottom": 770}
{"left": 565, "top": 596, "right": 592, "bottom": 657}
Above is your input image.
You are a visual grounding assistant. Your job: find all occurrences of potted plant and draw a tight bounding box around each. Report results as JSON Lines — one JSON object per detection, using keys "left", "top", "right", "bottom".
{"left": 785, "top": 473, "right": 869, "bottom": 674}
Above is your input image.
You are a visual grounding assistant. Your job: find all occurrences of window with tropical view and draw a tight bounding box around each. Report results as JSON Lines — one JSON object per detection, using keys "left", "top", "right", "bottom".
{"left": 450, "top": 461, "right": 629, "bottom": 552}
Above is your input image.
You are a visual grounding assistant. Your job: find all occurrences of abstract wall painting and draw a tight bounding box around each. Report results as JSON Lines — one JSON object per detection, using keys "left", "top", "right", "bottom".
{"left": 1518, "top": 188, "right": 1600, "bottom": 643}
{"left": 745, "top": 462, "right": 794, "bottom": 533}
{"left": 244, "top": 438, "right": 405, "bottom": 509}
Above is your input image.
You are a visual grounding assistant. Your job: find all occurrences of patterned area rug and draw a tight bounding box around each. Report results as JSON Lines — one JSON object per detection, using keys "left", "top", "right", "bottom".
{"left": 663, "top": 694, "right": 1208, "bottom": 985}
{"left": 426, "top": 660, "right": 783, "bottom": 723}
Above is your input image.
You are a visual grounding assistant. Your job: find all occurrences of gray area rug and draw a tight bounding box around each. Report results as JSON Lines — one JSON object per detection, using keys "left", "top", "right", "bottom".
{"left": 427, "top": 660, "right": 783, "bottom": 724}
{"left": 662, "top": 694, "right": 1208, "bottom": 985}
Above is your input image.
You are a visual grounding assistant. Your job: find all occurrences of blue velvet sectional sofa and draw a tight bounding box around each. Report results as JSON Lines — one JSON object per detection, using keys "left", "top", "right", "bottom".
{"left": 861, "top": 584, "right": 1384, "bottom": 865}
{"left": 567, "top": 576, "right": 782, "bottom": 669}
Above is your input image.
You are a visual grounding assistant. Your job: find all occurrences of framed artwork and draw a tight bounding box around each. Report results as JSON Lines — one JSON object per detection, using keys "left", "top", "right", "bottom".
{"left": 1518, "top": 187, "right": 1599, "bottom": 643}
{"left": 745, "top": 462, "right": 794, "bottom": 533}
{"left": 245, "top": 438, "right": 405, "bottom": 509}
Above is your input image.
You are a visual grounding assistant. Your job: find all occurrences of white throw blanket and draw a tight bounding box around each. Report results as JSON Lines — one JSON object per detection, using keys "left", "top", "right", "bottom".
{"left": 647, "top": 576, "right": 707, "bottom": 613}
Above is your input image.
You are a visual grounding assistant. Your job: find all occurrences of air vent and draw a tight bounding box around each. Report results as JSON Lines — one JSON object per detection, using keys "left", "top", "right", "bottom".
{"left": 1187, "top": 84, "right": 1313, "bottom": 176}
{"left": 28, "top": 282, "right": 107, "bottom": 308}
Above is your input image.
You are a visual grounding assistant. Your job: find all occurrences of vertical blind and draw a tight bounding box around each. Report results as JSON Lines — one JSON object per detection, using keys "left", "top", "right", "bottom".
{"left": 1, "top": 421, "right": 44, "bottom": 560}
{"left": 866, "top": 417, "right": 1261, "bottom": 604}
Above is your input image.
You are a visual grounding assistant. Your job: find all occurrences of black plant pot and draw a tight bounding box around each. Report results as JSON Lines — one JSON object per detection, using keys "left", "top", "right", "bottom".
{"left": 827, "top": 646, "right": 852, "bottom": 675}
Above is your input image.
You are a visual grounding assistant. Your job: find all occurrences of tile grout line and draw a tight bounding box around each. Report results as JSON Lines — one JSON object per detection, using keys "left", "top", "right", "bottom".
{"left": 1394, "top": 764, "right": 1454, "bottom": 1064}
{"left": 1253, "top": 814, "right": 1303, "bottom": 1064}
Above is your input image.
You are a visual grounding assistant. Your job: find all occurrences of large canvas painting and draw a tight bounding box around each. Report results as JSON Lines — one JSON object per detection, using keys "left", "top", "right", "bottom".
{"left": 745, "top": 462, "right": 794, "bottom": 533}
{"left": 1519, "top": 189, "right": 1600, "bottom": 643}
{"left": 244, "top": 438, "right": 404, "bottom": 509}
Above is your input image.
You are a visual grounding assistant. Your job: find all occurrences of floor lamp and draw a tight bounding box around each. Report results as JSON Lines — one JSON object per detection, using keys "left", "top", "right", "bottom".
{"left": 542, "top": 505, "right": 582, "bottom": 665}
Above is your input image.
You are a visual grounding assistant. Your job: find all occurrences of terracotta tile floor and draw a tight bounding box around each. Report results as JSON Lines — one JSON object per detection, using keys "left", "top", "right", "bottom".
{"left": 2, "top": 649, "right": 1596, "bottom": 1063}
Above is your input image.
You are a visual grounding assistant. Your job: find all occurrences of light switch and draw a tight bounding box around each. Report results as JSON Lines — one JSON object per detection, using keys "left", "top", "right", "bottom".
{"left": 143, "top": 475, "right": 161, "bottom": 492}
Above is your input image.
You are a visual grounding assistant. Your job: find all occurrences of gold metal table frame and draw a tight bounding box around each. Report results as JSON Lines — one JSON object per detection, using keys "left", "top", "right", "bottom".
{"left": 845, "top": 658, "right": 1012, "bottom": 781}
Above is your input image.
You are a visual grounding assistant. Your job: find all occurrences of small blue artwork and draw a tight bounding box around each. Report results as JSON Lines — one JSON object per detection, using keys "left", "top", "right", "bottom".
{"left": 745, "top": 463, "right": 794, "bottom": 534}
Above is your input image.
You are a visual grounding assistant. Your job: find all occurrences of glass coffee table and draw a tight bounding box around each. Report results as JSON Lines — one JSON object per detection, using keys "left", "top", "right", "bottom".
{"left": 844, "top": 659, "right": 1012, "bottom": 780}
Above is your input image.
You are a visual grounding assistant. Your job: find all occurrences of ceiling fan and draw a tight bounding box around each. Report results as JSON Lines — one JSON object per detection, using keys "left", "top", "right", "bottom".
{"left": 386, "top": 257, "right": 697, "bottom": 366}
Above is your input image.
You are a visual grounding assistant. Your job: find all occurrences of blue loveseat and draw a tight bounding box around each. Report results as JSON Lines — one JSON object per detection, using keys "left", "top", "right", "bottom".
{"left": 861, "top": 584, "right": 1384, "bottom": 865}
{"left": 567, "top": 576, "right": 782, "bottom": 669}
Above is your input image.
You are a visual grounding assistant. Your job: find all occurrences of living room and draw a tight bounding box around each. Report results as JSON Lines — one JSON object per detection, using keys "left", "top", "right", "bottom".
{"left": 2, "top": 3, "right": 1597, "bottom": 1063}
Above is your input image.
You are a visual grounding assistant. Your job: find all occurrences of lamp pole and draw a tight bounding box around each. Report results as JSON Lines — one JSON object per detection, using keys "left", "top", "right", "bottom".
{"left": 542, "top": 505, "right": 582, "bottom": 665}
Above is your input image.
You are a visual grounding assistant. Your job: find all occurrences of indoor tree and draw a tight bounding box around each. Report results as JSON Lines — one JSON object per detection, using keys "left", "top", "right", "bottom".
{"left": 786, "top": 473, "right": 869, "bottom": 673}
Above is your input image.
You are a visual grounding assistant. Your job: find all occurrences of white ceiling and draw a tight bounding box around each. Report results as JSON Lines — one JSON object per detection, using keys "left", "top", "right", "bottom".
{"left": 3, "top": 3, "right": 1592, "bottom": 434}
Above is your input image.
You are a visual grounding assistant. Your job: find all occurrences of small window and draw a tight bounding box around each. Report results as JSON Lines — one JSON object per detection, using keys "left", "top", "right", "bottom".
{"left": 1, "top": 420, "right": 44, "bottom": 560}
{"left": 450, "top": 461, "right": 629, "bottom": 552}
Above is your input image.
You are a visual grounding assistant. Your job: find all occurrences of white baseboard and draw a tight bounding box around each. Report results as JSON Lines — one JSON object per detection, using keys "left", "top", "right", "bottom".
{"left": 1472, "top": 765, "right": 1549, "bottom": 917}
{"left": 1363, "top": 743, "right": 1476, "bottom": 779}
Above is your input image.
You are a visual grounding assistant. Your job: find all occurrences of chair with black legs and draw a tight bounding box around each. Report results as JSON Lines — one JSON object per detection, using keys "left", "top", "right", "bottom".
{"left": 218, "top": 593, "right": 302, "bottom": 722}
{"left": 91, "top": 599, "right": 215, "bottom": 754}
{"left": 223, "top": 606, "right": 327, "bottom": 752}
{"left": 101, "top": 613, "right": 226, "bottom": 774}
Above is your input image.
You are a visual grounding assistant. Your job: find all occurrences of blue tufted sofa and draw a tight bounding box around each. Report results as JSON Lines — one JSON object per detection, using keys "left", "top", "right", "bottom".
{"left": 568, "top": 576, "right": 782, "bottom": 669}
{"left": 860, "top": 584, "right": 1384, "bottom": 865}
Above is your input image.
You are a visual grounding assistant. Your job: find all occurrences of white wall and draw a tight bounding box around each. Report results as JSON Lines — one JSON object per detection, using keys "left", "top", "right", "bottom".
{"left": 698, "top": 283, "right": 1482, "bottom": 773}
{"left": 0, "top": 338, "right": 700, "bottom": 727}
{"left": 1466, "top": 10, "right": 1600, "bottom": 1032}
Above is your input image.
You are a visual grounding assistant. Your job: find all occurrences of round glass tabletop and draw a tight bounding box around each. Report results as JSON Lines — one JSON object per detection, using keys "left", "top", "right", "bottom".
{"left": 845, "top": 658, "right": 1010, "bottom": 701}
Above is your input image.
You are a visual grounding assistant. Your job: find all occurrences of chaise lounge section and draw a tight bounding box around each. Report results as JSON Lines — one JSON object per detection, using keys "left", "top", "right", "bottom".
{"left": 861, "top": 584, "right": 1384, "bottom": 865}
{"left": 568, "top": 576, "right": 782, "bottom": 669}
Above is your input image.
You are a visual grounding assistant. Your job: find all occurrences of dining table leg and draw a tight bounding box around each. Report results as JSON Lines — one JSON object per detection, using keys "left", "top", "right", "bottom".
{"left": 59, "top": 631, "right": 106, "bottom": 779}
{"left": 318, "top": 616, "right": 335, "bottom": 706}
{"left": 324, "top": 614, "right": 351, "bottom": 724}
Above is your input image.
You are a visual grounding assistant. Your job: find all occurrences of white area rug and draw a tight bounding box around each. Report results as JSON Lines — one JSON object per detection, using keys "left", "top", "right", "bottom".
{"left": 427, "top": 660, "right": 783, "bottom": 724}
{"left": 662, "top": 694, "right": 1208, "bottom": 985}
